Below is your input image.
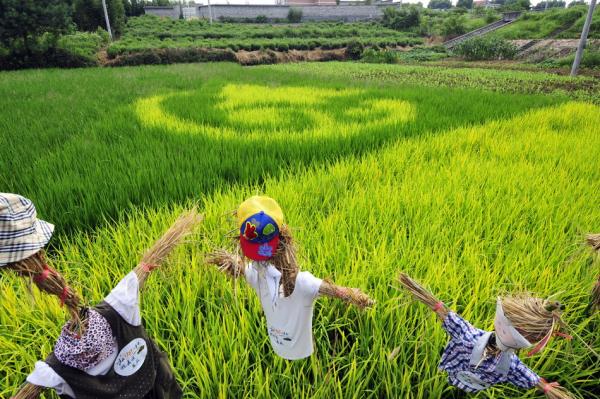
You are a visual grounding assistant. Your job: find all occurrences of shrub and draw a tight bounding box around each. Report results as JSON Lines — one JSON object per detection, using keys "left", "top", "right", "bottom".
{"left": 382, "top": 6, "right": 421, "bottom": 30}
{"left": 361, "top": 48, "right": 398, "bottom": 63}
{"left": 453, "top": 36, "right": 517, "bottom": 60}
{"left": 256, "top": 15, "right": 268, "bottom": 23}
{"left": 441, "top": 14, "right": 467, "bottom": 38}
{"left": 287, "top": 8, "right": 303, "bottom": 23}
{"left": 345, "top": 40, "right": 364, "bottom": 60}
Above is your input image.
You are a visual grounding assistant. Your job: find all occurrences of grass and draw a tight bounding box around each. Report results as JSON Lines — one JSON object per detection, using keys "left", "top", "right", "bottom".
{"left": 492, "top": 6, "right": 593, "bottom": 39}
{"left": 0, "top": 62, "right": 599, "bottom": 398}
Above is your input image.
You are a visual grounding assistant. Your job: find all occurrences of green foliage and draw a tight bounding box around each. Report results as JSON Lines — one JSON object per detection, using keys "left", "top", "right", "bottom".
{"left": 361, "top": 48, "right": 399, "bottom": 63}
{"left": 345, "top": 40, "right": 364, "bottom": 60}
{"left": 502, "top": 0, "right": 531, "bottom": 10}
{"left": 287, "top": 7, "right": 303, "bottom": 23}
{"left": 540, "top": 50, "right": 600, "bottom": 69}
{"left": 533, "top": 0, "right": 566, "bottom": 10}
{"left": 73, "top": 0, "right": 126, "bottom": 36}
{"left": 107, "top": 16, "right": 422, "bottom": 57}
{"left": 456, "top": 0, "right": 474, "bottom": 9}
{"left": 441, "top": 14, "right": 467, "bottom": 38}
{"left": 454, "top": 36, "right": 517, "bottom": 60}
{"left": 57, "top": 29, "right": 109, "bottom": 59}
{"left": 428, "top": 0, "right": 452, "bottom": 9}
{"left": 0, "top": 0, "right": 71, "bottom": 53}
{"left": 1, "top": 62, "right": 599, "bottom": 398}
{"left": 493, "top": 6, "right": 587, "bottom": 39}
{"left": 363, "top": 46, "right": 449, "bottom": 64}
{"left": 255, "top": 15, "right": 268, "bottom": 23}
{"left": 382, "top": 6, "right": 421, "bottom": 30}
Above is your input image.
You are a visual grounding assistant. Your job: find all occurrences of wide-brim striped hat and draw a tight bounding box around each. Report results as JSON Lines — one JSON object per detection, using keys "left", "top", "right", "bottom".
{"left": 0, "top": 193, "right": 54, "bottom": 267}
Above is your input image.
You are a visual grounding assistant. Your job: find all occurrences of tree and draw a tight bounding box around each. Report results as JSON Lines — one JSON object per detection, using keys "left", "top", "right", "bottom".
{"left": 503, "top": 0, "right": 530, "bottom": 10}
{"left": 457, "top": 0, "right": 474, "bottom": 9}
{"left": 125, "top": 0, "right": 146, "bottom": 17}
{"left": 428, "top": 0, "right": 453, "bottom": 9}
{"left": 441, "top": 13, "right": 467, "bottom": 37}
{"left": 73, "top": 0, "right": 125, "bottom": 36}
{"left": 568, "top": 0, "right": 586, "bottom": 6}
{"left": 0, "top": 0, "right": 71, "bottom": 55}
{"left": 382, "top": 6, "right": 421, "bottom": 30}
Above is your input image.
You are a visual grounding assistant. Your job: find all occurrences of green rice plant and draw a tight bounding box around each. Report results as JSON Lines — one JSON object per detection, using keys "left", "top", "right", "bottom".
{"left": 1, "top": 89, "right": 598, "bottom": 398}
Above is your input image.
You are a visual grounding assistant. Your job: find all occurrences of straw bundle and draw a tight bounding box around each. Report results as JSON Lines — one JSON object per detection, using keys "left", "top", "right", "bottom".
{"left": 398, "top": 273, "right": 448, "bottom": 318}
{"left": 537, "top": 381, "right": 576, "bottom": 399}
{"left": 6, "top": 250, "right": 83, "bottom": 330}
{"left": 134, "top": 208, "right": 203, "bottom": 287}
{"left": 11, "top": 383, "right": 44, "bottom": 399}
{"left": 320, "top": 280, "right": 374, "bottom": 309}
{"left": 271, "top": 225, "right": 299, "bottom": 297}
{"left": 591, "top": 276, "right": 600, "bottom": 311}
{"left": 205, "top": 249, "right": 244, "bottom": 278}
{"left": 586, "top": 233, "right": 600, "bottom": 252}
{"left": 500, "top": 296, "right": 562, "bottom": 343}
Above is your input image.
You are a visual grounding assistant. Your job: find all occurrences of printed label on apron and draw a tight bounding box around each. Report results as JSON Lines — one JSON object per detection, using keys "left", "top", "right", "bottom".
{"left": 114, "top": 338, "right": 148, "bottom": 376}
{"left": 455, "top": 371, "right": 491, "bottom": 391}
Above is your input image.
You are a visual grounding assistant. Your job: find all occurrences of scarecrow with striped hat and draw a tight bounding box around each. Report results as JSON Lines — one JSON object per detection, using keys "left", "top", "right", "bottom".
{"left": 395, "top": 273, "right": 576, "bottom": 399}
{"left": 207, "top": 195, "right": 374, "bottom": 360}
{"left": 2, "top": 193, "right": 201, "bottom": 399}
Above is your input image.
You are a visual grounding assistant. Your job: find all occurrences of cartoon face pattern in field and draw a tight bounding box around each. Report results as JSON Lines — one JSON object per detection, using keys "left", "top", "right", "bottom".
{"left": 135, "top": 84, "right": 415, "bottom": 142}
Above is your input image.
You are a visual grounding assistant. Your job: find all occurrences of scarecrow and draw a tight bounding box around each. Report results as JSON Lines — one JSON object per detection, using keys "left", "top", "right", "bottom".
{"left": 1, "top": 193, "right": 202, "bottom": 399}
{"left": 586, "top": 233, "right": 600, "bottom": 310}
{"left": 206, "top": 196, "right": 374, "bottom": 360}
{"left": 396, "top": 273, "right": 576, "bottom": 399}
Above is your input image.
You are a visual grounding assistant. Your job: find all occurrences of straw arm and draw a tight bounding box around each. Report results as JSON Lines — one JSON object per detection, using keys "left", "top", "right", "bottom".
{"left": 12, "top": 383, "right": 44, "bottom": 399}
{"left": 397, "top": 272, "right": 449, "bottom": 321}
{"left": 205, "top": 249, "right": 245, "bottom": 279}
{"left": 134, "top": 208, "right": 203, "bottom": 290}
{"left": 319, "top": 280, "right": 375, "bottom": 309}
{"left": 536, "top": 380, "right": 576, "bottom": 399}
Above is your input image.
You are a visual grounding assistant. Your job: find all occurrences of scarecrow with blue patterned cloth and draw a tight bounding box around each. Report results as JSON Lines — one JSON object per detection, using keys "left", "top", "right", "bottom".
{"left": 1, "top": 193, "right": 201, "bottom": 399}
{"left": 206, "top": 195, "right": 374, "bottom": 360}
{"left": 396, "top": 273, "right": 576, "bottom": 399}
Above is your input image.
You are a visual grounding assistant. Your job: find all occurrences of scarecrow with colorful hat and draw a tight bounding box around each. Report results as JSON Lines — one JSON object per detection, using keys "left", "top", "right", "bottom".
{"left": 1, "top": 193, "right": 202, "bottom": 399}
{"left": 206, "top": 196, "right": 374, "bottom": 360}
{"left": 395, "top": 273, "right": 576, "bottom": 399}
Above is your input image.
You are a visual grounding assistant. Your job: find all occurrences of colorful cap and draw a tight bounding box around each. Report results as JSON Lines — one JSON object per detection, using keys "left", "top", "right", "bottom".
{"left": 238, "top": 196, "right": 283, "bottom": 261}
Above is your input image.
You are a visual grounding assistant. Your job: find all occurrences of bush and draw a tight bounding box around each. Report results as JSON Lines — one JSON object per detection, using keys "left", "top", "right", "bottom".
{"left": 441, "top": 14, "right": 467, "bottom": 38}
{"left": 345, "top": 40, "right": 364, "bottom": 60}
{"left": 361, "top": 48, "right": 398, "bottom": 64}
{"left": 453, "top": 36, "right": 517, "bottom": 60}
{"left": 287, "top": 8, "right": 303, "bottom": 23}
{"left": 382, "top": 6, "right": 421, "bottom": 31}
{"left": 256, "top": 15, "right": 268, "bottom": 23}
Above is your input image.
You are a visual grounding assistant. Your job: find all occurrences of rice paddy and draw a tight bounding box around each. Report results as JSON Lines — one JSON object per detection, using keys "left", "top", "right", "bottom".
{"left": 1, "top": 62, "right": 599, "bottom": 398}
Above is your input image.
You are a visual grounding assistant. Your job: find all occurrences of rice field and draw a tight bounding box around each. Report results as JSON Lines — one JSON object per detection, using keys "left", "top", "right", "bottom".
{"left": 1, "top": 62, "right": 599, "bottom": 398}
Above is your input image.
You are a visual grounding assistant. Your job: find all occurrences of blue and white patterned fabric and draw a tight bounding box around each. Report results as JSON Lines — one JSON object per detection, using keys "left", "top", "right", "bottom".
{"left": 438, "top": 312, "right": 540, "bottom": 392}
{"left": 0, "top": 193, "right": 54, "bottom": 266}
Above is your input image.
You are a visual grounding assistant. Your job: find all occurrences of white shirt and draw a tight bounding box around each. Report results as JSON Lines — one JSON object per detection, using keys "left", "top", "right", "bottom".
{"left": 245, "top": 262, "right": 323, "bottom": 360}
{"left": 26, "top": 271, "right": 142, "bottom": 398}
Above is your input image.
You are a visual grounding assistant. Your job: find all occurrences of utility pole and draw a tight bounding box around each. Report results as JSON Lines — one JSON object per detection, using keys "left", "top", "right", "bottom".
{"left": 207, "top": 0, "right": 213, "bottom": 23}
{"left": 101, "top": 0, "right": 113, "bottom": 41}
{"left": 571, "top": 0, "right": 596, "bottom": 77}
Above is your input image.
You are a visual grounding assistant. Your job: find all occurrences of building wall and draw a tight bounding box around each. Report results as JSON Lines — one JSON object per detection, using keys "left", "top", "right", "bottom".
{"left": 192, "top": 4, "right": 394, "bottom": 21}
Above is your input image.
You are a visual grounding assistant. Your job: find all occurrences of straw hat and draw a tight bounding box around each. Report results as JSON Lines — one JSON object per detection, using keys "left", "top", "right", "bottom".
{"left": 0, "top": 193, "right": 54, "bottom": 267}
